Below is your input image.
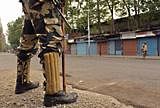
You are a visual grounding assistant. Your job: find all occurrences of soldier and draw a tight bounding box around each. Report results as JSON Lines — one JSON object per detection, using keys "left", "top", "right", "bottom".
{"left": 141, "top": 42, "right": 148, "bottom": 59}
{"left": 15, "top": 0, "right": 78, "bottom": 106}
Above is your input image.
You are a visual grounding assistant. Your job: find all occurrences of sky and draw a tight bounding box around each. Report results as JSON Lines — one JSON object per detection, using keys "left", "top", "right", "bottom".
{"left": 0, "top": 0, "right": 23, "bottom": 33}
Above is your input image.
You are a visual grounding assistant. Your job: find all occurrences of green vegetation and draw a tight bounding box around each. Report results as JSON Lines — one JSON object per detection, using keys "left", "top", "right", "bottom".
{"left": 0, "top": 18, "right": 4, "bottom": 51}
{"left": 6, "top": 0, "right": 160, "bottom": 47}
{"left": 7, "top": 17, "right": 23, "bottom": 49}
{"left": 66, "top": 0, "right": 160, "bottom": 34}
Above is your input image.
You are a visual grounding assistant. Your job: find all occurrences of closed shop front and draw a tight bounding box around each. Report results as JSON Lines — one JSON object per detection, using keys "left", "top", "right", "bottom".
{"left": 115, "top": 40, "right": 122, "bottom": 55}
{"left": 158, "top": 35, "right": 160, "bottom": 56}
{"left": 136, "top": 31, "right": 157, "bottom": 56}
{"left": 66, "top": 44, "right": 71, "bottom": 54}
{"left": 108, "top": 40, "right": 115, "bottom": 55}
{"left": 88, "top": 42, "right": 97, "bottom": 55}
{"left": 123, "top": 39, "right": 137, "bottom": 56}
{"left": 97, "top": 41, "right": 107, "bottom": 55}
{"left": 71, "top": 43, "right": 77, "bottom": 55}
{"left": 108, "top": 36, "right": 122, "bottom": 55}
{"left": 121, "top": 32, "right": 137, "bottom": 56}
{"left": 137, "top": 37, "right": 157, "bottom": 56}
{"left": 77, "top": 42, "right": 87, "bottom": 56}
{"left": 153, "top": 31, "right": 160, "bottom": 56}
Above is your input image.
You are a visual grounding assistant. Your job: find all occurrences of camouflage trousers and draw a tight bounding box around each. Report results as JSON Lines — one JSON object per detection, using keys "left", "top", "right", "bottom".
{"left": 16, "top": 18, "right": 62, "bottom": 95}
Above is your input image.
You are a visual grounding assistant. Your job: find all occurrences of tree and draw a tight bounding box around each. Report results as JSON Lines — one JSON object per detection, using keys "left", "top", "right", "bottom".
{"left": 105, "top": 0, "right": 119, "bottom": 34}
{"left": 0, "top": 18, "right": 3, "bottom": 33}
{"left": 0, "top": 18, "right": 4, "bottom": 51}
{"left": 96, "top": 0, "right": 110, "bottom": 34}
{"left": 7, "top": 17, "right": 23, "bottom": 49}
{"left": 141, "top": 0, "right": 160, "bottom": 29}
{"left": 117, "top": 0, "right": 133, "bottom": 30}
{"left": 65, "top": 0, "right": 160, "bottom": 35}
{"left": 66, "top": 0, "right": 110, "bottom": 34}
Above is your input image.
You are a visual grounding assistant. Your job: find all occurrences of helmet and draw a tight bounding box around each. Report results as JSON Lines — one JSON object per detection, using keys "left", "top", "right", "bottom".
{"left": 144, "top": 41, "right": 147, "bottom": 44}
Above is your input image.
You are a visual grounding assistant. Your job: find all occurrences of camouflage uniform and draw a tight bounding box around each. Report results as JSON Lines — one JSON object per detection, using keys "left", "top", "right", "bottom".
{"left": 141, "top": 42, "right": 148, "bottom": 59}
{"left": 16, "top": 0, "right": 77, "bottom": 106}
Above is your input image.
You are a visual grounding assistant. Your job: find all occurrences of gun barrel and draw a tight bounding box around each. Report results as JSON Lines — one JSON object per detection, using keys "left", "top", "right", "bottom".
{"left": 51, "top": 0, "right": 72, "bottom": 29}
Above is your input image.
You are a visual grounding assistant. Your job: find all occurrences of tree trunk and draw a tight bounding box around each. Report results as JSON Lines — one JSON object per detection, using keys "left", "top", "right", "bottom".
{"left": 122, "top": 0, "right": 131, "bottom": 31}
{"left": 111, "top": 12, "right": 115, "bottom": 34}
{"left": 134, "top": 0, "right": 140, "bottom": 30}
{"left": 106, "top": 1, "right": 115, "bottom": 34}
{"left": 97, "top": 0, "right": 102, "bottom": 34}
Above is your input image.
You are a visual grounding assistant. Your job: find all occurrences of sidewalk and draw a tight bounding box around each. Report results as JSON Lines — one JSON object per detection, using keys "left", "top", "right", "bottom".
{"left": 67, "top": 54, "right": 160, "bottom": 60}
{"left": 1, "top": 86, "right": 134, "bottom": 108}
{"left": 0, "top": 74, "right": 134, "bottom": 108}
{"left": 103, "top": 55, "right": 160, "bottom": 60}
{"left": 0, "top": 86, "right": 134, "bottom": 108}
{"left": 52, "top": 85, "right": 134, "bottom": 108}
{"left": 0, "top": 64, "right": 133, "bottom": 108}
{"left": 1, "top": 52, "right": 160, "bottom": 60}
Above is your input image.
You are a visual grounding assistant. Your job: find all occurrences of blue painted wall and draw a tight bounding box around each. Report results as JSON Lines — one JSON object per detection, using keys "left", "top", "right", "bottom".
{"left": 77, "top": 42, "right": 87, "bottom": 56}
{"left": 158, "top": 36, "right": 160, "bottom": 56}
{"left": 137, "top": 37, "right": 158, "bottom": 56}
{"left": 71, "top": 43, "right": 77, "bottom": 55}
{"left": 108, "top": 40, "right": 115, "bottom": 55}
{"left": 76, "top": 42, "right": 97, "bottom": 56}
{"left": 115, "top": 40, "right": 122, "bottom": 55}
{"left": 88, "top": 42, "right": 97, "bottom": 55}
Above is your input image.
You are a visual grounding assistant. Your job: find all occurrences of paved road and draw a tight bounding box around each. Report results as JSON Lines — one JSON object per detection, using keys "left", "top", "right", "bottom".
{"left": 0, "top": 53, "right": 160, "bottom": 108}
{"left": 0, "top": 53, "right": 133, "bottom": 108}
{"left": 65, "top": 56, "right": 160, "bottom": 108}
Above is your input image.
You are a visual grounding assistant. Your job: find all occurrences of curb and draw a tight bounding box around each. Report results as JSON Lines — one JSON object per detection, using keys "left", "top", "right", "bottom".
{"left": 103, "top": 56, "right": 160, "bottom": 60}
{"left": 66, "top": 54, "right": 160, "bottom": 60}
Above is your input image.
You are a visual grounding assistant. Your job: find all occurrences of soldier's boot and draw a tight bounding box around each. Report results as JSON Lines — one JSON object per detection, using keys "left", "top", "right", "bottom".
{"left": 41, "top": 52, "right": 78, "bottom": 107}
{"left": 15, "top": 58, "right": 39, "bottom": 94}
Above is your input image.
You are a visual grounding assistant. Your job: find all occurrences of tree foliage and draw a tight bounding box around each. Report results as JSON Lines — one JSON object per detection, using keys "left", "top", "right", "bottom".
{"left": 0, "top": 18, "right": 4, "bottom": 51}
{"left": 0, "top": 18, "right": 3, "bottom": 33}
{"left": 7, "top": 17, "right": 23, "bottom": 49}
{"left": 66, "top": 0, "right": 160, "bottom": 34}
{"left": 6, "top": 0, "right": 160, "bottom": 48}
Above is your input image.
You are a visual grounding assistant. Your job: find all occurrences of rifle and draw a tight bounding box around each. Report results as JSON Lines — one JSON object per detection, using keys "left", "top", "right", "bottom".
{"left": 51, "top": 0, "right": 72, "bottom": 30}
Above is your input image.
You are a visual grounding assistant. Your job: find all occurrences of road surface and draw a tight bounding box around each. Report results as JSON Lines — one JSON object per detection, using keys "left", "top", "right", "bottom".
{"left": 66, "top": 56, "right": 160, "bottom": 108}
{"left": 0, "top": 53, "right": 160, "bottom": 108}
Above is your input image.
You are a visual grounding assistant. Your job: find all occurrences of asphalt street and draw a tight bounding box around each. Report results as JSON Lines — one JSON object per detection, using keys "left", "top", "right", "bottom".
{"left": 0, "top": 53, "right": 160, "bottom": 108}
{"left": 66, "top": 56, "right": 160, "bottom": 108}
